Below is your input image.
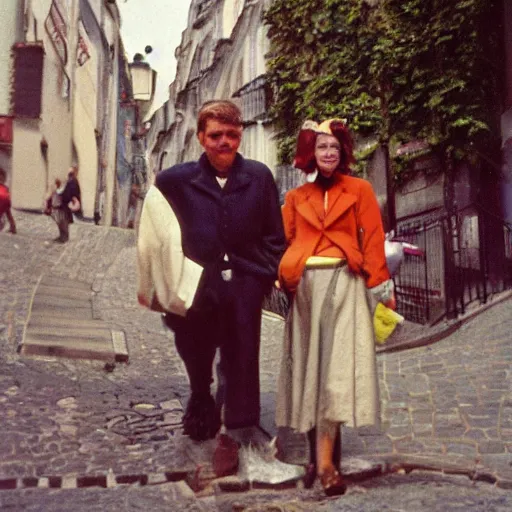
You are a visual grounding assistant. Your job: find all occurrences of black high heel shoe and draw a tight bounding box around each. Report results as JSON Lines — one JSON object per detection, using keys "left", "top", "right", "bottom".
{"left": 302, "top": 463, "right": 317, "bottom": 489}
{"left": 320, "top": 467, "right": 347, "bottom": 496}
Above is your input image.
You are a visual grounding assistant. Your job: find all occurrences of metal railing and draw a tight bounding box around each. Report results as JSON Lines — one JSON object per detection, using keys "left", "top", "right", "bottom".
{"left": 395, "top": 206, "right": 512, "bottom": 324}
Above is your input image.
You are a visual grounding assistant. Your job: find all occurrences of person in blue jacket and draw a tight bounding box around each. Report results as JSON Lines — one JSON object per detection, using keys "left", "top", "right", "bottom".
{"left": 137, "top": 100, "right": 286, "bottom": 443}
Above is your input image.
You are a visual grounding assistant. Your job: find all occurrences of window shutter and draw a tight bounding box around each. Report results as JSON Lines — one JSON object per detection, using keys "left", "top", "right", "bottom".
{"left": 11, "top": 43, "right": 45, "bottom": 119}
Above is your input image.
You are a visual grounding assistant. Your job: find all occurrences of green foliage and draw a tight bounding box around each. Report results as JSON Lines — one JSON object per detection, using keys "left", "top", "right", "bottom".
{"left": 263, "top": 0, "right": 503, "bottom": 173}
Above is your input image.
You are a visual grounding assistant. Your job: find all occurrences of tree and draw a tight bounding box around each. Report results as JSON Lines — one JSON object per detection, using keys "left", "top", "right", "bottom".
{"left": 264, "top": 0, "right": 382, "bottom": 163}
{"left": 264, "top": 0, "right": 504, "bottom": 185}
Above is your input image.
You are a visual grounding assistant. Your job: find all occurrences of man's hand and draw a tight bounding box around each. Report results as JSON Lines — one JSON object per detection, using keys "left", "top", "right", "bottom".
{"left": 137, "top": 293, "right": 150, "bottom": 308}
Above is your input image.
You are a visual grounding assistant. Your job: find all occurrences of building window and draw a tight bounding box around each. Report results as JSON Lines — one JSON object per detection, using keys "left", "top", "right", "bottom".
{"left": 237, "top": 75, "right": 268, "bottom": 123}
{"left": 11, "top": 43, "right": 45, "bottom": 118}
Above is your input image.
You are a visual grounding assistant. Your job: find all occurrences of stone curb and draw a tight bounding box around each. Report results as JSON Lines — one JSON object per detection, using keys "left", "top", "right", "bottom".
{"left": 379, "top": 454, "right": 512, "bottom": 490}
{"left": 0, "top": 471, "right": 189, "bottom": 492}
{"left": 1, "top": 455, "right": 509, "bottom": 498}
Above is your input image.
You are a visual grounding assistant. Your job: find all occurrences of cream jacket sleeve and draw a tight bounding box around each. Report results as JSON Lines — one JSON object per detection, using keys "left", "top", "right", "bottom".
{"left": 137, "top": 185, "right": 203, "bottom": 317}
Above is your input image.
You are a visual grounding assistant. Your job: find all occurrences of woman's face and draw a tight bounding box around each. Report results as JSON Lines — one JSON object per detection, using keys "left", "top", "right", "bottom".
{"left": 314, "top": 134, "right": 341, "bottom": 177}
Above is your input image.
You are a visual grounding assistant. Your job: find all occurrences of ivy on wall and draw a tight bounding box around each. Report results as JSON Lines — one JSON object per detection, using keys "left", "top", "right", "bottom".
{"left": 263, "top": 0, "right": 503, "bottom": 181}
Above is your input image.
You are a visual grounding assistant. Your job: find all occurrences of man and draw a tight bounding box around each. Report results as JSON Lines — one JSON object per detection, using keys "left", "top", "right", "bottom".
{"left": 137, "top": 100, "right": 286, "bottom": 442}
{"left": 63, "top": 166, "right": 82, "bottom": 219}
{"left": 0, "top": 168, "right": 17, "bottom": 234}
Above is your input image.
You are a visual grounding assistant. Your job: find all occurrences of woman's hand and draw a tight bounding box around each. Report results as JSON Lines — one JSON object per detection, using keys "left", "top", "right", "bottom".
{"left": 382, "top": 291, "right": 396, "bottom": 311}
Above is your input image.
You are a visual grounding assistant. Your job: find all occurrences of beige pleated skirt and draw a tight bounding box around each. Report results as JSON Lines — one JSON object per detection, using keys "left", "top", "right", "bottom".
{"left": 275, "top": 264, "right": 380, "bottom": 433}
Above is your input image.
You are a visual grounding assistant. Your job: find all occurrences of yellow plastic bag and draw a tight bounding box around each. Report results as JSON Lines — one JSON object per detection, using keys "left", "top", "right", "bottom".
{"left": 373, "top": 303, "right": 405, "bottom": 345}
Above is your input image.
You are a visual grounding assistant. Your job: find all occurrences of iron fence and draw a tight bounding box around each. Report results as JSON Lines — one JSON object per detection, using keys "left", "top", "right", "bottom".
{"left": 394, "top": 218, "right": 445, "bottom": 324}
{"left": 395, "top": 206, "right": 512, "bottom": 324}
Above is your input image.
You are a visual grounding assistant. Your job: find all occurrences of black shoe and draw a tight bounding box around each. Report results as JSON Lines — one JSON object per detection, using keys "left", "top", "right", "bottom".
{"left": 183, "top": 393, "right": 221, "bottom": 442}
{"left": 213, "top": 433, "right": 239, "bottom": 477}
{"left": 320, "top": 467, "right": 347, "bottom": 496}
{"left": 303, "top": 463, "right": 317, "bottom": 489}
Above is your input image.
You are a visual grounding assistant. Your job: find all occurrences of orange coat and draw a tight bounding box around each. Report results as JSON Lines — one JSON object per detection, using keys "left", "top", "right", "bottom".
{"left": 278, "top": 173, "right": 390, "bottom": 293}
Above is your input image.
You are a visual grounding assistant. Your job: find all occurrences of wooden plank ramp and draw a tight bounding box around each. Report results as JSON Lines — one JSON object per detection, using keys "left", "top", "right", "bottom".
{"left": 20, "top": 275, "right": 128, "bottom": 362}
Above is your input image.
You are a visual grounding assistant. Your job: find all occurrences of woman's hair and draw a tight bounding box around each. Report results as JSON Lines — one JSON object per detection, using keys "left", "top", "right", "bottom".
{"left": 197, "top": 100, "right": 243, "bottom": 133}
{"left": 293, "top": 119, "right": 355, "bottom": 174}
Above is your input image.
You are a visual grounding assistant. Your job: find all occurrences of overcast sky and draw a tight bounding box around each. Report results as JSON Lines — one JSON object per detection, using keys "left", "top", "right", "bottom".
{"left": 117, "top": 0, "right": 192, "bottom": 116}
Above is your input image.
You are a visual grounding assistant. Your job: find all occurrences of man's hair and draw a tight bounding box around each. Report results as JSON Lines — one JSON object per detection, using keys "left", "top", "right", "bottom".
{"left": 197, "top": 100, "right": 243, "bottom": 133}
{"left": 0, "top": 168, "right": 6, "bottom": 183}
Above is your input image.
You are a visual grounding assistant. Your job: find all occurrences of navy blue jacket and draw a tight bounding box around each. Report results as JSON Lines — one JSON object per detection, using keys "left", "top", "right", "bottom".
{"left": 155, "top": 153, "right": 286, "bottom": 285}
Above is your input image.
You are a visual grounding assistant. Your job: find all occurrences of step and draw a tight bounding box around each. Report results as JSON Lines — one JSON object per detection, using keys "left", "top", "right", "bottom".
{"left": 31, "top": 295, "right": 92, "bottom": 309}
{"left": 29, "top": 304, "right": 93, "bottom": 319}
{"left": 40, "top": 275, "right": 92, "bottom": 291}
{"left": 27, "top": 315, "right": 107, "bottom": 329}
{"left": 26, "top": 324, "right": 112, "bottom": 341}
{"left": 37, "top": 284, "right": 93, "bottom": 300}
{"left": 21, "top": 333, "right": 115, "bottom": 362}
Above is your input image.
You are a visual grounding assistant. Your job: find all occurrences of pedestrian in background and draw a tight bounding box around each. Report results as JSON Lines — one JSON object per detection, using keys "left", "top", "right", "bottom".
{"left": 275, "top": 119, "right": 395, "bottom": 496}
{"left": 137, "top": 100, "right": 286, "bottom": 446}
{"left": 0, "top": 167, "right": 17, "bottom": 234}
{"left": 45, "top": 178, "right": 67, "bottom": 242}
{"left": 44, "top": 167, "right": 81, "bottom": 243}
{"left": 64, "top": 166, "right": 82, "bottom": 220}
{"left": 126, "top": 182, "right": 142, "bottom": 229}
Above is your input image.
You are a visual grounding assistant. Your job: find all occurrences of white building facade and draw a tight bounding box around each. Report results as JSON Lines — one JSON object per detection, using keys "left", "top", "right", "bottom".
{"left": 146, "top": 0, "right": 277, "bottom": 180}
{"left": 2, "top": 0, "right": 145, "bottom": 227}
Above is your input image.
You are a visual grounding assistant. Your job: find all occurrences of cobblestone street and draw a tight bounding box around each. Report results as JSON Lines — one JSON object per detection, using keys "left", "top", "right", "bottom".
{"left": 0, "top": 210, "right": 511, "bottom": 511}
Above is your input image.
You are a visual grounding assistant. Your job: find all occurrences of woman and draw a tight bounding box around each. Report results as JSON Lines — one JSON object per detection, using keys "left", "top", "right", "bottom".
{"left": 275, "top": 119, "right": 395, "bottom": 496}
{"left": 45, "top": 178, "right": 68, "bottom": 243}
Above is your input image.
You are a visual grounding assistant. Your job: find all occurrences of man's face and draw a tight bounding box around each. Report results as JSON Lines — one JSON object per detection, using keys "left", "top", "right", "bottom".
{"left": 197, "top": 119, "right": 242, "bottom": 175}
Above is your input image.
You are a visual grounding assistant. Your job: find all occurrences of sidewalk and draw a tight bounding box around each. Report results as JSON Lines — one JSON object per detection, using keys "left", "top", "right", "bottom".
{"left": 377, "top": 288, "right": 512, "bottom": 354}
{"left": 0, "top": 211, "right": 511, "bottom": 511}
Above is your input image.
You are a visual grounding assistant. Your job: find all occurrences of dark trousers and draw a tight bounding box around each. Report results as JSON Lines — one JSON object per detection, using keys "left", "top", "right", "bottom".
{"left": 172, "top": 270, "right": 267, "bottom": 429}
{"left": 57, "top": 217, "right": 69, "bottom": 241}
{"left": 51, "top": 209, "right": 70, "bottom": 241}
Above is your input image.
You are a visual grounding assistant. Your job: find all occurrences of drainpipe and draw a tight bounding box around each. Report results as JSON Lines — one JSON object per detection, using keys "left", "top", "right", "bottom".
{"left": 23, "top": 0, "right": 32, "bottom": 40}
{"left": 69, "top": 0, "right": 80, "bottom": 162}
